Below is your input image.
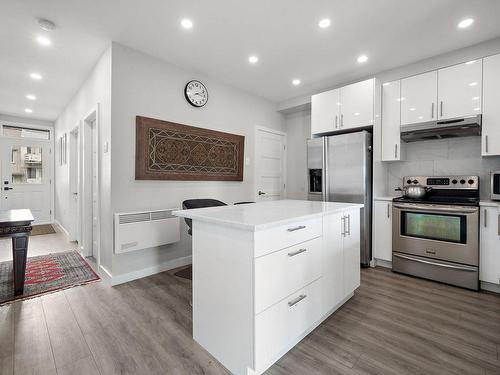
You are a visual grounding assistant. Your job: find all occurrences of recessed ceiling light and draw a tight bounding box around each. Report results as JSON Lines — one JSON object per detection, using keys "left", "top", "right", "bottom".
{"left": 36, "top": 35, "right": 52, "bottom": 46}
{"left": 318, "top": 19, "right": 331, "bottom": 29}
{"left": 38, "top": 18, "right": 56, "bottom": 31}
{"left": 181, "top": 18, "right": 193, "bottom": 29}
{"left": 30, "top": 72, "right": 42, "bottom": 80}
{"left": 382, "top": 82, "right": 391, "bottom": 86}
{"left": 474, "top": 107, "right": 481, "bottom": 111}
{"left": 409, "top": 108, "right": 416, "bottom": 111}
{"left": 472, "top": 96, "right": 480, "bottom": 101}
{"left": 397, "top": 97, "right": 405, "bottom": 102}
{"left": 24, "top": 108, "right": 33, "bottom": 113}
{"left": 354, "top": 112, "right": 360, "bottom": 116}
{"left": 458, "top": 18, "right": 474, "bottom": 29}
{"left": 357, "top": 54, "right": 368, "bottom": 63}
{"left": 248, "top": 55, "right": 259, "bottom": 64}
{"left": 292, "top": 79, "right": 301, "bottom": 86}
{"left": 469, "top": 82, "right": 478, "bottom": 87}
{"left": 465, "top": 60, "right": 477, "bottom": 65}
{"left": 26, "top": 94, "right": 36, "bottom": 100}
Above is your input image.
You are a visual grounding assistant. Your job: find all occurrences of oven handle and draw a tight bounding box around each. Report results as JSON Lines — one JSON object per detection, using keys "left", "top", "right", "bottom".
{"left": 392, "top": 204, "right": 478, "bottom": 214}
{"left": 393, "top": 253, "right": 478, "bottom": 272}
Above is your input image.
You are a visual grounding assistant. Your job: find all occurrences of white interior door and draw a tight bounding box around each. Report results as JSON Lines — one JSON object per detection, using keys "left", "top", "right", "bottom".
{"left": 255, "top": 128, "right": 286, "bottom": 201}
{"left": 0, "top": 138, "right": 52, "bottom": 223}
{"left": 69, "top": 128, "right": 80, "bottom": 242}
{"left": 91, "top": 120, "right": 98, "bottom": 257}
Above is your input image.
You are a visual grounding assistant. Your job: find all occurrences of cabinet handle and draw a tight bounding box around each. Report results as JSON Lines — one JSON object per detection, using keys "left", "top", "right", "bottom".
{"left": 484, "top": 209, "right": 488, "bottom": 228}
{"left": 288, "top": 294, "right": 307, "bottom": 307}
{"left": 335, "top": 115, "right": 338, "bottom": 129}
{"left": 287, "top": 225, "right": 306, "bottom": 232}
{"left": 485, "top": 135, "right": 489, "bottom": 153}
{"left": 431, "top": 102, "right": 434, "bottom": 119}
{"left": 394, "top": 144, "right": 398, "bottom": 158}
{"left": 346, "top": 214, "right": 351, "bottom": 236}
{"left": 288, "top": 248, "right": 307, "bottom": 257}
{"left": 341, "top": 114, "right": 344, "bottom": 128}
{"left": 341, "top": 216, "right": 346, "bottom": 237}
{"left": 498, "top": 215, "right": 500, "bottom": 236}
{"left": 387, "top": 204, "right": 390, "bottom": 218}
{"left": 440, "top": 101, "right": 443, "bottom": 117}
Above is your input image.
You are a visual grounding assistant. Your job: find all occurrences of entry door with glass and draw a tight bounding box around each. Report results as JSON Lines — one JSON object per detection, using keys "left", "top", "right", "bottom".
{"left": 0, "top": 134, "right": 52, "bottom": 224}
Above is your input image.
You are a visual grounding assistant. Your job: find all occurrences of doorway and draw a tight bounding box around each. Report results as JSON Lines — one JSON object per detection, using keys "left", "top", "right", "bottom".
{"left": 80, "top": 107, "right": 100, "bottom": 264}
{"left": 255, "top": 126, "right": 287, "bottom": 201}
{"left": 69, "top": 125, "right": 80, "bottom": 243}
{"left": 0, "top": 123, "right": 53, "bottom": 224}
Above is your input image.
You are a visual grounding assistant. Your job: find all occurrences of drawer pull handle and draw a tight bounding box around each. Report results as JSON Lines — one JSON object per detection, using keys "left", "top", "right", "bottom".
{"left": 287, "top": 225, "right": 306, "bottom": 232}
{"left": 288, "top": 294, "right": 307, "bottom": 307}
{"left": 288, "top": 248, "right": 307, "bottom": 257}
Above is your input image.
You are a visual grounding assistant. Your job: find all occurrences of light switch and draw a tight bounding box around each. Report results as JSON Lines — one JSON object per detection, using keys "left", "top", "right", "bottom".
{"left": 245, "top": 157, "right": 250, "bottom": 166}
{"left": 104, "top": 142, "right": 109, "bottom": 153}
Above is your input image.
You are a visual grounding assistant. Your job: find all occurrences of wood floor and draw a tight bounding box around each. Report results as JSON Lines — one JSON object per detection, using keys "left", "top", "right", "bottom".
{"left": 1, "top": 266, "right": 499, "bottom": 375}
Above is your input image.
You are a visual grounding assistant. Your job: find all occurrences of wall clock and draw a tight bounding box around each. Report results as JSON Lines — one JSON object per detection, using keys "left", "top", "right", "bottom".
{"left": 184, "top": 80, "right": 208, "bottom": 107}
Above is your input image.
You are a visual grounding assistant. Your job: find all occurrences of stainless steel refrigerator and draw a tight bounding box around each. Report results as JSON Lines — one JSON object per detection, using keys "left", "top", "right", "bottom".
{"left": 307, "top": 131, "right": 372, "bottom": 266}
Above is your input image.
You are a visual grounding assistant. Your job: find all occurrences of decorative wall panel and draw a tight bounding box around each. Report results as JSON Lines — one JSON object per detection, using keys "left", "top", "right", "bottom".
{"left": 135, "top": 116, "right": 244, "bottom": 181}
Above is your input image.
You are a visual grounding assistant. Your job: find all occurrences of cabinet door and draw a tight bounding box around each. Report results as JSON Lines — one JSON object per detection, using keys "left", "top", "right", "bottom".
{"left": 482, "top": 54, "right": 500, "bottom": 156}
{"left": 437, "top": 60, "right": 482, "bottom": 120}
{"left": 480, "top": 206, "right": 500, "bottom": 284}
{"left": 373, "top": 201, "right": 392, "bottom": 261}
{"left": 311, "top": 89, "right": 340, "bottom": 135}
{"left": 401, "top": 71, "right": 437, "bottom": 125}
{"left": 321, "top": 211, "right": 344, "bottom": 314}
{"left": 343, "top": 209, "right": 360, "bottom": 297}
{"left": 340, "top": 79, "right": 374, "bottom": 129}
{"left": 381, "top": 80, "right": 402, "bottom": 161}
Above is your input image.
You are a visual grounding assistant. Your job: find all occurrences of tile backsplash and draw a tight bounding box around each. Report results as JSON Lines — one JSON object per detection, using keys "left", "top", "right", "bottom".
{"left": 387, "top": 136, "right": 500, "bottom": 199}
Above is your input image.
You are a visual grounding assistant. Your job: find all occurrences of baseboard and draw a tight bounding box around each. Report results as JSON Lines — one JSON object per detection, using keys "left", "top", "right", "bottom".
{"left": 481, "top": 281, "right": 500, "bottom": 294}
{"left": 109, "top": 255, "right": 192, "bottom": 286}
{"left": 98, "top": 265, "right": 113, "bottom": 285}
{"left": 53, "top": 220, "right": 70, "bottom": 238}
{"left": 374, "top": 258, "right": 392, "bottom": 269}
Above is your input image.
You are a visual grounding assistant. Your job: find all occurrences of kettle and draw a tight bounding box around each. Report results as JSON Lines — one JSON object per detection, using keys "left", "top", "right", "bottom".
{"left": 395, "top": 185, "right": 432, "bottom": 199}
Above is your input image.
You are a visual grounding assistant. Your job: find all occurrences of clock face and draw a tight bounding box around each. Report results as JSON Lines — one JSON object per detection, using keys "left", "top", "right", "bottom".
{"left": 184, "top": 80, "right": 208, "bottom": 107}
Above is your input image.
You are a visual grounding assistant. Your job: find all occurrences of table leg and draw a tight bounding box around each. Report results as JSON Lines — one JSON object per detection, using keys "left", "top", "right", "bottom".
{"left": 12, "top": 235, "right": 29, "bottom": 296}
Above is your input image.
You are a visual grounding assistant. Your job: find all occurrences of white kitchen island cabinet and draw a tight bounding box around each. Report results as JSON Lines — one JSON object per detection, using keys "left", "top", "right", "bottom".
{"left": 173, "top": 200, "right": 362, "bottom": 375}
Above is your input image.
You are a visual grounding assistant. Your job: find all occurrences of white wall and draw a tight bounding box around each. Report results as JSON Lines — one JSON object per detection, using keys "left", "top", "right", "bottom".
{"left": 284, "top": 110, "right": 310, "bottom": 200}
{"left": 54, "top": 46, "right": 112, "bottom": 270}
{"left": 110, "top": 43, "right": 284, "bottom": 277}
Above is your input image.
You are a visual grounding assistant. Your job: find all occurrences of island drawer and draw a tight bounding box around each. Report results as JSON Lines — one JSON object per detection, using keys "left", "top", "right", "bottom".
{"left": 254, "top": 278, "right": 323, "bottom": 372}
{"left": 254, "top": 216, "right": 322, "bottom": 257}
{"left": 254, "top": 237, "right": 322, "bottom": 314}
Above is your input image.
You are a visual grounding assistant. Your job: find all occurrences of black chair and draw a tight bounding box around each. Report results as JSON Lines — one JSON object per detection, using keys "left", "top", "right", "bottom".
{"left": 234, "top": 201, "right": 255, "bottom": 205}
{"left": 182, "top": 199, "right": 227, "bottom": 235}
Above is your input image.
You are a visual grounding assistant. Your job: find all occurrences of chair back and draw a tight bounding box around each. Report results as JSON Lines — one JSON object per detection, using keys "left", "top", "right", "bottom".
{"left": 182, "top": 199, "right": 227, "bottom": 235}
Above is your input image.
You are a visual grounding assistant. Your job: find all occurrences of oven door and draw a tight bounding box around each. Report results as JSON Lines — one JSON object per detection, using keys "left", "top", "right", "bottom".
{"left": 392, "top": 203, "right": 479, "bottom": 266}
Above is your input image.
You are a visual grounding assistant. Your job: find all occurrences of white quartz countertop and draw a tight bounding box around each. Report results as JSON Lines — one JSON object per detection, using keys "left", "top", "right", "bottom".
{"left": 172, "top": 200, "right": 363, "bottom": 231}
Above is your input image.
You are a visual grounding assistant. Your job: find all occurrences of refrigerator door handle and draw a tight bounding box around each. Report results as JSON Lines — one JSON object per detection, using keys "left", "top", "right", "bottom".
{"left": 322, "top": 137, "right": 328, "bottom": 202}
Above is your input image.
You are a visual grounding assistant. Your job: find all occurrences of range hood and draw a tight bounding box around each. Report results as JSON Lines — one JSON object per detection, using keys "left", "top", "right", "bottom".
{"left": 401, "top": 114, "right": 482, "bottom": 142}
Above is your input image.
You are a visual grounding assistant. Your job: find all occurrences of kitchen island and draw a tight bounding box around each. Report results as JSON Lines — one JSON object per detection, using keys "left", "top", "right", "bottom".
{"left": 173, "top": 200, "right": 363, "bottom": 375}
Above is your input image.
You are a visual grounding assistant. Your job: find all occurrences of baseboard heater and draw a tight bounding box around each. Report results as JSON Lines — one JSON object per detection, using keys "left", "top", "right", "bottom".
{"left": 114, "top": 209, "right": 180, "bottom": 254}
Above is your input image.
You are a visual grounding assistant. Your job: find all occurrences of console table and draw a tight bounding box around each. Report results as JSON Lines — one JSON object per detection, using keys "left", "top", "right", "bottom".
{"left": 0, "top": 209, "right": 34, "bottom": 295}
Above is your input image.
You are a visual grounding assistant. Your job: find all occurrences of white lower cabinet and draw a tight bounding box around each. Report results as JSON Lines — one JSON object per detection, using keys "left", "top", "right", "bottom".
{"left": 373, "top": 200, "right": 393, "bottom": 262}
{"left": 480, "top": 205, "right": 500, "bottom": 284}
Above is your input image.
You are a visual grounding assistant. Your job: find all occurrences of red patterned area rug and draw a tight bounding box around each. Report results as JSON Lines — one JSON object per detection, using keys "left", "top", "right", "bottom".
{"left": 0, "top": 251, "right": 100, "bottom": 305}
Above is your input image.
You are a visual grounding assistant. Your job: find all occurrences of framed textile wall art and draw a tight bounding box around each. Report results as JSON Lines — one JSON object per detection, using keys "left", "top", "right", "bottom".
{"left": 135, "top": 116, "right": 245, "bottom": 181}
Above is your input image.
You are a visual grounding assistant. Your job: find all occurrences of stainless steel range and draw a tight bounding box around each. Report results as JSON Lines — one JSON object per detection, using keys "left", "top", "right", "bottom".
{"left": 392, "top": 175, "right": 480, "bottom": 290}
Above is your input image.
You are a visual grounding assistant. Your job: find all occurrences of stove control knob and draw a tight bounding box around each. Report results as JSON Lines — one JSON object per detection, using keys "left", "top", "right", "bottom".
{"left": 412, "top": 179, "right": 418, "bottom": 184}
{"left": 460, "top": 179, "right": 466, "bottom": 184}
{"left": 468, "top": 179, "right": 474, "bottom": 185}
{"left": 452, "top": 179, "right": 458, "bottom": 184}
{"left": 406, "top": 179, "right": 412, "bottom": 184}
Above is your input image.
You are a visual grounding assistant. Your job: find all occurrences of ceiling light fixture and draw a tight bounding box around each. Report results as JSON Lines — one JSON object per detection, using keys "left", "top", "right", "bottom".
{"left": 36, "top": 35, "right": 52, "bottom": 46}
{"left": 181, "top": 19, "right": 193, "bottom": 29}
{"left": 24, "top": 108, "right": 33, "bottom": 113}
{"left": 458, "top": 18, "right": 474, "bottom": 29}
{"left": 469, "top": 82, "right": 478, "bottom": 86}
{"left": 465, "top": 60, "right": 477, "bottom": 65}
{"left": 248, "top": 55, "right": 259, "bottom": 64}
{"left": 26, "top": 94, "right": 36, "bottom": 100}
{"left": 318, "top": 18, "right": 331, "bottom": 29}
{"left": 38, "top": 18, "right": 56, "bottom": 31}
{"left": 382, "top": 82, "right": 391, "bottom": 86}
{"left": 357, "top": 54, "right": 368, "bottom": 63}
{"left": 292, "top": 79, "right": 301, "bottom": 86}
{"left": 30, "top": 72, "right": 42, "bottom": 80}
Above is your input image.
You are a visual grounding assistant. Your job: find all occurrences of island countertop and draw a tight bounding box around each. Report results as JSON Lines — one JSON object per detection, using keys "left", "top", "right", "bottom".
{"left": 172, "top": 199, "right": 363, "bottom": 231}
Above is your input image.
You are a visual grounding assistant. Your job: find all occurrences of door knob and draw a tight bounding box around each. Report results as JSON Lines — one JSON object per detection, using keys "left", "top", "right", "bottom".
{"left": 258, "top": 191, "right": 266, "bottom": 196}
{"left": 3, "top": 187, "right": 13, "bottom": 191}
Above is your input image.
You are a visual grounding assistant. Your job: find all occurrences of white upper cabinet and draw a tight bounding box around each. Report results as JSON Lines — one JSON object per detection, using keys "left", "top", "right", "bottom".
{"left": 482, "top": 53, "right": 500, "bottom": 156}
{"left": 437, "top": 60, "right": 482, "bottom": 120}
{"left": 401, "top": 71, "right": 438, "bottom": 126}
{"left": 339, "top": 79, "right": 374, "bottom": 130}
{"left": 381, "top": 80, "right": 402, "bottom": 161}
{"left": 311, "top": 89, "right": 340, "bottom": 135}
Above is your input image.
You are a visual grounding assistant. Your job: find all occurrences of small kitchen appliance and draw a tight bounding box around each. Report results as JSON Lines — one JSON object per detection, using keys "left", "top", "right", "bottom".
{"left": 392, "top": 175, "right": 480, "bottom": 290}
{"left": 491, "top": 171, "right": 500, "bottom": 201}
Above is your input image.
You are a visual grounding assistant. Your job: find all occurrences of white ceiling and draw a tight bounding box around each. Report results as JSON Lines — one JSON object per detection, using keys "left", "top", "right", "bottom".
{"left": 2, "top": 0, "right": 500, "bottom": 121}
